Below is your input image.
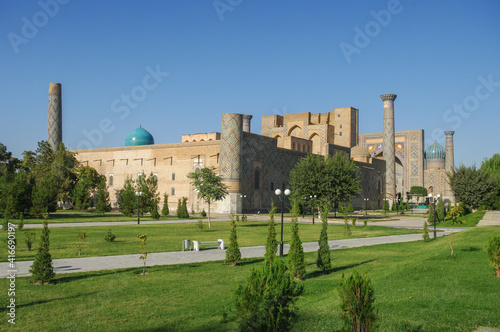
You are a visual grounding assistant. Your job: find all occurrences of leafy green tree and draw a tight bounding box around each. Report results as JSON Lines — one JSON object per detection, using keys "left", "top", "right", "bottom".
{"left": 161, "top": 193, "right": 169, "bottom": 216}
{"left": 480, "top": 154, "right": 500, "bottom": 209}
{"left": 289, "top": 152, "right": 361, "bottom": 209}
{"left": 187, "top": 166, "right": 228, "bottom": 228}
{"left": 264, "top": 202, "right": 278, "bottom": 266}
{"left": 225, "top": 217, "right": 241, "bottom": 266}
{"left": 338, "top": 269, "right": 377, "bottom": 332}
{"left": 287, "top": 209, "right": 306, "bottom": 280}
{"left": 50, "top": 143, "right": 79, "bottom": 204}
{"left": 29, "top": 220, "right": 55, "bottom": 284}
{"left": 410, "top": 186, "right": 428, "bottom": 204}
{"left": 317, "top": 205, "right": 331, "bottom": 273}
{"left": 72, "top": 166, "right": 103, "bottom": 211}
{"left": 95, "top": 179, "right": 111, "bottom": 213}
{"left": 30, "top": 174, "right": 58, "bottom": 218}
{"left": 448, "top": 164, "right": 498, "bottom": 210}
{"left": 234, "top": 259, "right": 304, "bottom": 331}
{"left": 436, "top": 196, "right": 445, "bottom": 222}
{"left": 118, "top": 177, "right": 136, "bottom": 217}
{"left": 137, "top": 172, "right": 160, "bottom": 215}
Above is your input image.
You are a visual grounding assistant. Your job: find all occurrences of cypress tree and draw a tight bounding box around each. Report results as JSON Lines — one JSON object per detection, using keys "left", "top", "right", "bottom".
{"left": 287, "top": 210, "right": 306, "bottom": 280}
{"left": 176, "top": 198, "right": 182, "bottom": 218}
{"left": 317, "top": 205, "right": 331, "bottom": 273}
{"left": 347, "top": 201, "right": 354, "bottom": 217}
{"left": 95, "top": 180, "right": 111, "bottom": 213}
{"left": 422, "top": 222, "right": 429, "bottom": 242}
{"left": 264, "top": 202, "right": 278, "bottom": 265}
{"left": 161, "top": 193, "right": 169, "bottom": 216}
{"left": 29, "top": 220, "right": 55, "bottom": 284}
{"left": 427, "top": 201, "right": 436, "bottom": 226}
{"left": 382, "top": 200, "right": 389, "bottom": 215}
{"left": 436, "top": 196, "right": 445, "bottom": 222}
{"left": 151, "top": 202, "right": 160, "bottom": 219}
{"left": 181, "top": 197, "right": 190, "bottom": 218}
{"left": 225, "top": 218, "right": 241, "bottom": 266}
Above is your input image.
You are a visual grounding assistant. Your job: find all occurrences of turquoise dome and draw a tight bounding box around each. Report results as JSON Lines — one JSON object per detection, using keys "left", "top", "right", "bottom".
{"left": 125, "top": 126, "right": 154, "bottom": 146}
{"left": 425, "top": 141, "right": 446, "bottom": 160}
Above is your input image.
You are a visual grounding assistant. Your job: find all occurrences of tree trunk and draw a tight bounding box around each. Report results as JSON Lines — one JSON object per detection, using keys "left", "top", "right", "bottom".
{"left": 208, "top": 201, "right": 211, "bottom": 228}
{"left": 449, "top": 225, "right": 456, "bottom": 256}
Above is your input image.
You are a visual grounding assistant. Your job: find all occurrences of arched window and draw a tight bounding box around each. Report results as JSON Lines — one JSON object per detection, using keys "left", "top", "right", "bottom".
{"left": 254, "top": 169, "right": 260, "bottom": 189}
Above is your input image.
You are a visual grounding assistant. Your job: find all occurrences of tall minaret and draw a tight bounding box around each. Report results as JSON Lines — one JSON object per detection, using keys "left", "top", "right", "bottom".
{"left": 381, "top": 94, "right": 397, "bottom": 202}
{"left": 444, "top": 131, "right": 455, "bottom": 174}
{"left": 48, "top": 83, "right": 62, "bottom": 151}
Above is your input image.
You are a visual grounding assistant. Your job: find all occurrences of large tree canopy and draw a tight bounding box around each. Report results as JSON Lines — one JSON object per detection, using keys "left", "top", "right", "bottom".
{"left": 289, "top": 152, "right": 361, "bottom": 206}
{"left": 448, "top": 164, "right": 498, "bottom": 210}
{"left": 480, "top": 154, "right": 500, "bottom": 209}
{"left": 187, "top": 166, "right": 228, "bottom": 228}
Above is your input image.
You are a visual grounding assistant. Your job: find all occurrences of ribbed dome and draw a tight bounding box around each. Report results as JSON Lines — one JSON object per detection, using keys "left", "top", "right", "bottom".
{"left": 425, "top": 141, "right": 446, "bottom": 160}
{"left": 125, "top": 126, "right": 154, "bottom": 146}
{"left": 351, "top": 145, "right": 370, "bottom": 157}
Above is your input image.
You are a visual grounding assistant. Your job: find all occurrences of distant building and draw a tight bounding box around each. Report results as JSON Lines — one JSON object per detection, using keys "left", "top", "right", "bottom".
{"left": 45, "top": 83, "right": 454, "bottom": 213}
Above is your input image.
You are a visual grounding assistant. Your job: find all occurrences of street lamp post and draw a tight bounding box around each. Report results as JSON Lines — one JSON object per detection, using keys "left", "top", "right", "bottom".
{"left": 240, "top": 194, "right": 247, "bottom": 218}
{"left": 428, "top": 193, "right": 440, "bottom": 239}
{"left": 136, "top": 191, "right": 143, "bottom": 224}
{"left": 310, "top": 195, "right": 317, "bottom": 224}
{"left": 364, "top": 198, "right": 369, "bottom": 216}
{"left": 275, "top": 188, "right": 291, "bottom": 257}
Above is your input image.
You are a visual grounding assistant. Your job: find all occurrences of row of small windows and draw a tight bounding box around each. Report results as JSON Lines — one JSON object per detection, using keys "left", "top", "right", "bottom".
{"left": 108, "top": 173, "right": 176, "bottom": 186}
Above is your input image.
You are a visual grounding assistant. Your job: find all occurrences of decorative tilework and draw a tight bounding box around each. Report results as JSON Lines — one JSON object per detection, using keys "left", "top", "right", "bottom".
{"left": 220, "top": 113, "right": 243, "bottom": 182}
{"left": 48, "top": 83, "right": 62, "bottom": 151}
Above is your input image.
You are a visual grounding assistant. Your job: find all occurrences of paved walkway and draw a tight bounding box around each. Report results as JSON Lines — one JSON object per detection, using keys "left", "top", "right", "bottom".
{"left": 1, "top": 224, "right": 463, "bottom": 278}
{"left": 477, "top": 211, "right": 500, "bottom": 226}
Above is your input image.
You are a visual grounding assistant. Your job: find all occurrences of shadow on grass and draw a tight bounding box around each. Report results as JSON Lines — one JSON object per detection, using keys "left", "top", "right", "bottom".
{"left": 239, "top": 223, "right": 268, "bottom": 228}
{"left": 304, "top": 259, "right": 376, "bottom": 280}
{"left": 237, "top": 258, "right": 264, "bottom": 266}
{"left": 54, "top": 268, "right": 137, "bottom": 284}
{"left": 0, "top": 291, "right": 100, "bottom": 312}
{"left": 460, "top": 246, "right": 481, "bottom": 252}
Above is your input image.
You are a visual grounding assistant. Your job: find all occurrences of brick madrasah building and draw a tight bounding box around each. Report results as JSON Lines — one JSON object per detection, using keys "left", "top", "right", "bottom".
{"left": 47, "top": 83, "right": 455, "bottom": 214}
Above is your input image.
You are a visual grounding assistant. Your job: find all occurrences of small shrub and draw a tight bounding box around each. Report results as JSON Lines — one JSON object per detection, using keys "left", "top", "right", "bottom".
{"left": 225, "top": 218, "right": 241, "bottom": 266}
{"left": 422, "top": 222, "right": 429, "bottom": 242}
{"left": 161, "top": 194, "right": 169, "bottom": 216}
{"left": 104, "top": 229, "right": 116, "bottom": 242}
{"left": 338, "top": 269, "right": 377, "bottom": 332}
{"left": 235, "top": 215, "right": 240, "bottom": 222}
{"left": 363, "top": 219, "right": 368, "bottom": 228}
{"left": 138, "top": 233, "right": 151, "bottom": 275}
{"left": 76, "top": 232, "right": 87, "bottom": 256}
{"left": 352, "top": 218, "right": 357, "bottom": 228}
{"left": 485, "top": 234, "right": 500, "bottom": 278}
{"left": 29, "top": 220, "right": 54, "bottom": 284}
{"left": 241, "top": 215, "right": 247, "bottom": 222}
{"left": 344, "top": 219, "right": 352, "bottom": 237}
{"left": 200, "top": 209, "right": 206, "bottom": 217}
{"left": 197, "top": 219, "right": 204, "bottom": 231}
{"left": 234, "top": 259, "right": 303, "bottom": 331}
{"left": 25, "top": 231, "right": 36, "bottom": 251}
{"left": 317, "top": 205, "right": 331, "bottom": 273}
{"left": 151, "top": 203, "right": 160, "bottom": 219}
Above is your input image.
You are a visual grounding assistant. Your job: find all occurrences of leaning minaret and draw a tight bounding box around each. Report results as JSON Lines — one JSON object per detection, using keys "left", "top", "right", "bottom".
{"left": 48, "top": 83, "right": 62, "bottom": 151}
{"left": 381, "top": 94, "right": 397, "bottom": 202}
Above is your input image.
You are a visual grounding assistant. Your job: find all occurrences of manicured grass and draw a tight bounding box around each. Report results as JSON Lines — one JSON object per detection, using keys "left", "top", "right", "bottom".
{"left": 438, "top": 210, "right": 487, "bottom": 227}
{"left": 3, "top": 211, "right": 202, "bottom": 224}
{"left": 1, "top": 226, "right": 499, "bottom": 331}
{"left": 1, "top": 221, "right": 420, "bottom": 262}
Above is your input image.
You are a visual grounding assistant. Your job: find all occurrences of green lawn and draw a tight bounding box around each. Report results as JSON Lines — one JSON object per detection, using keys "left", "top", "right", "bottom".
{"left": 1, "top": 221, "right": 421, "bottom": 262}
{"left": 438, "top": 210, "right": 487, "bottom": 227}
{"left": 1, "top": 226, "right": 499, "bottom": 331}
{"left": 3, "top": 211, "right": 202, "bottom": 224}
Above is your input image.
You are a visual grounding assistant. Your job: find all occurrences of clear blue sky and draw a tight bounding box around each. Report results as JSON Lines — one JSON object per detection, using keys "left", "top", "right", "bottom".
{"left": 1, "top": 0, "right": 499, "bottom": 166}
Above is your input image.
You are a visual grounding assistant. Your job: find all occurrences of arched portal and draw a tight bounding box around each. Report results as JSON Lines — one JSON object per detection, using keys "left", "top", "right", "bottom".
{"left": 288, "top": 125, "right": 303, "bottom": 138}
{"left": 309, "top": 133, "right": 321, "bottom": 154}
